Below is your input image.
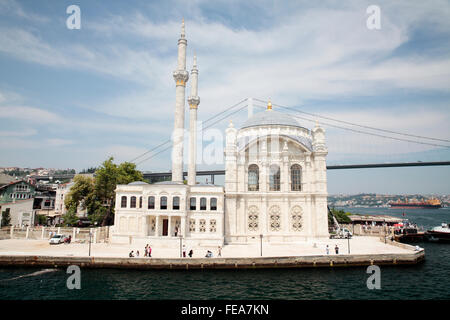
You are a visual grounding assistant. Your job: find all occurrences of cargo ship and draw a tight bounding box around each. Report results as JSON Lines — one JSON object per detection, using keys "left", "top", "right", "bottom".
{"left": 390, "top": 198, "right": 442, "bottom": 209}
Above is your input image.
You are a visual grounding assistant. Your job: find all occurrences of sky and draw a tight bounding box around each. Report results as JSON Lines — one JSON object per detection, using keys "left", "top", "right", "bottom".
{"left": 0, "top": 0, "right": 449, "bottom": 194}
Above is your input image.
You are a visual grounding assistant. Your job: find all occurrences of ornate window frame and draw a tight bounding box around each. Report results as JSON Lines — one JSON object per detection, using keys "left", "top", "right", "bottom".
{"left": 291, "top": 164, "right": 302, "bottom": 191}
{"left": 248, "top": 205, "right": 259, "bottom": 232}
{"left": 248, "top": 164, "right": 259, "bottom": 191}
{"left": 269, "top": 164, "right": 281, "bottom": 191}
{"left": 290, "top": 205, "right": 303, "bottom": 232}
{"left": 269, "top": 205, "right": 281, "bottom": 231}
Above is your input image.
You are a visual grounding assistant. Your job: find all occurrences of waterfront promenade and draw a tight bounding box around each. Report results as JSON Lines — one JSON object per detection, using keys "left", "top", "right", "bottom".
{"left": 0, "top": 237, "right": 424, "bottom": 269}
{"left": 0, "top": 236, "right": 411, "bottom": 258}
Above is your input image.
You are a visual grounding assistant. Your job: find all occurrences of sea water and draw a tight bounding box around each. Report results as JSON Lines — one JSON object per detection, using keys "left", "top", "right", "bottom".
{"left": 0, "top": 208, "right": 449, "bottom": 300}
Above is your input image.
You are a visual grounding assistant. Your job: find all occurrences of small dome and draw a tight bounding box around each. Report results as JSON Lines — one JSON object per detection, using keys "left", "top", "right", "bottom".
{"left": 128, "top": 181, "right": 149, "bottom": 185}
{"left": 154, "top": 181, "right": 184, "bottom": 185}
{"left": 241, "top": 109, "right": 303, "bottom": 129}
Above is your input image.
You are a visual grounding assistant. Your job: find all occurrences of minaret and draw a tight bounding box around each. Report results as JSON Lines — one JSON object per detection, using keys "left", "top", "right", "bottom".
{"left": 187, "top": 55, "right": 200, "bottom": 185}
{"left": 171, "top": 19, "right": 189, "bottom": 182}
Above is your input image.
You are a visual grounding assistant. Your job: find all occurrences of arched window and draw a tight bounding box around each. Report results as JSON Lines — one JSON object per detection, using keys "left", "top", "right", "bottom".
{"left": 269, "top": 164, "right": 280, "bottom": 191}
{"left": 173, "top": 196, "right": 180, "bottom": 210}
{"left": 210, "top": 198, "right": 217, "bottom": 211}
{"left": 148, "top": 196, "right": 155, "bottom": 209}
{"left": 248, "top": 164, "right": 259, "bottom": 191}
{"left": 291, "top": 164, "right": 302, "bottom": 191}
{"left": 139, "top": 196, "right": 142, "bottom": 208}
{"left": 190, "top": 197, "right": 196, "bottom": 210}
{"left": 121, "top": 196, "right": 127, "bottom": 208}
{"left": 200, "top": 198, "right": 207, "bottom": 210}
{"left": 160, "top": 196, "right": 167, "bottom": 210}
{"left": 130, "top": 196, "right": 136, "bottom": 208}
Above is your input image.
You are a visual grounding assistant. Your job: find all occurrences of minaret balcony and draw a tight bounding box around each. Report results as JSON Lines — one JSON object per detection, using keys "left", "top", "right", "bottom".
{"left": 173, "top": 70, "right": 189, "bottom": 86}
{"left": 188, "top": 96, "right": 200, "bottom": 108}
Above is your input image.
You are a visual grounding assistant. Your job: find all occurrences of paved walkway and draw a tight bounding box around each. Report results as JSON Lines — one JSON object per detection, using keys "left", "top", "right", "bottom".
{"left": 0, "top": 236, "right": 412, "bottom": 259}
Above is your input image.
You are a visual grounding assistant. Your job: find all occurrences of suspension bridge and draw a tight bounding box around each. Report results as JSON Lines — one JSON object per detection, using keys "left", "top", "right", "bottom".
{"left": 126, "top": 97, "right": 450, "bottom": 183}
{"left": 31, "top": 98, "right": 450, "bottom": 183}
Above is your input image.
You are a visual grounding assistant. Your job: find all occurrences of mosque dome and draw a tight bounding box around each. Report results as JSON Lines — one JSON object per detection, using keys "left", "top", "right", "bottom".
{"left": 241, "top": 103, "right": 304, "bottom": 129}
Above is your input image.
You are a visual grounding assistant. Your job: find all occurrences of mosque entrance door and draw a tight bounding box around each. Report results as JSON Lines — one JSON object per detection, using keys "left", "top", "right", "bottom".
{"left": 162, "top": 219, "right": 168, "bottom": 236}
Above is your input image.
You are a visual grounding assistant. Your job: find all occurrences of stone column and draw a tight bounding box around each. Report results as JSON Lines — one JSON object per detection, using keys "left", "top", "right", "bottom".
{"left": 306, "top": 196, "right": 312, "bottom": 239}
{"left": 283, "top": 197, "right": 289, "bottom": 234}
{"left": 168, "top": 216, "right": 172, "bottom": 237}
{"left": 155, "top": 216, "right": 160, "bottom": 237}
{"left": 26, "top": 226, "right": 29, "bottom": 239}
{"left": 261, "top": 197, "right": 268, "bottom": 235}
{"left": 41, "top": 226, "right": 45, "bottom": 239}
{"left": 181, "top": 216, "right": 186, "bottom": 237}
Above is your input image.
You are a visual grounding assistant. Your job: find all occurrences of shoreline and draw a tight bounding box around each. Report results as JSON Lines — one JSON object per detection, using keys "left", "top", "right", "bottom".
{"left": 0, "top": 250, "right": 425, "bottom": 270}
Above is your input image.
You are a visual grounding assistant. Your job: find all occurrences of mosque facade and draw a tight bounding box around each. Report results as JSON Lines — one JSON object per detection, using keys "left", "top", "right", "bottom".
{"left": 111, "top": 21, "right": 329, "bottom": 246}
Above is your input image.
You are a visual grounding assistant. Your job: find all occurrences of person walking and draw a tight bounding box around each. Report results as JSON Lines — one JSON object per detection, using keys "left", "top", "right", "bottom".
{"left": 136, "top": 250, "right": 140, "bottom": 257}
{"left": 129, "top": 250, "right": 134, "bottom": 257}
{"left": 218, "top": 246, "right": 222, "bottom": 257}
{"left": 182, "top": 244, "right": 186, "bottom": 258}
{"left": 148, "top": 245, "right": 152, "bottom": 258}
{"left": 335, "top": 244, "right": 339, "bottom": 254}
{"left": 144, "top": 244, "right": 148, "bottom": 257}
{"left": 326, "top": 245, "right": 329, "bottom": 255}
{"left": 188, "top": 249, "right": 193, "bottom": 258}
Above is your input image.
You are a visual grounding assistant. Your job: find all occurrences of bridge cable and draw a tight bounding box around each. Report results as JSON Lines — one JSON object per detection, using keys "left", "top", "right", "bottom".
{"left": 254, "top": 98, "right": 450, "bottom": 144}
{"left": 135, "top": 101, "right": 249, "bottom": 165}
{"left": 253, "top": 103, "right": 450, "bottom": 149}
{"left": 130, "top": 98, "right": 248, "bottom": 163}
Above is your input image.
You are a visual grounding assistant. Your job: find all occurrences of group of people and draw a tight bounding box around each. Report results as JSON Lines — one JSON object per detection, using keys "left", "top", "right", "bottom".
{"left": 204, "top": 246, "right": 222, "bottom": 258}
{"left": 128, "top": 245, "right": 223, "bottom": 258}
{"left": 325, "top": 244, "right": 340, "bottom": 255}
{"left": 129, "top": 244, "right": 152, "bottom": 258}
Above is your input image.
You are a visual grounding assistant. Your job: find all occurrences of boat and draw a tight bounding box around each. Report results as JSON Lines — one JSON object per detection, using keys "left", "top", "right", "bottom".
{"left": 393, "top": 222, "right": 426, "bottom": 243}
{"left": 425, "top": 223, "right": 450, "bottom": 242}
{"left": 390, "top": 198, "right": 442, "bottom": 209}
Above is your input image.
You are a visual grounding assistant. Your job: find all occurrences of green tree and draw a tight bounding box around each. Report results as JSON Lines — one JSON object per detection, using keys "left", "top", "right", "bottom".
{"left": 36, "top": 214, "right": 47, "bottom": 226}
{"left": 1, "top": 208, "right": 11, "bottom": 227}
{"left": 94, "top": 157, "right": 143, "bottom": 226}
{"left": 329, "top": 207, "right": 352, "bottom": 224}
{"left": 63, "top": 157, "right": 143, "bottom": 227}
{"left": 64, "top": 175, "right": 95, "bottom": 213}
{"left": 62, "top": 208, "right": 79, "bottom": 227}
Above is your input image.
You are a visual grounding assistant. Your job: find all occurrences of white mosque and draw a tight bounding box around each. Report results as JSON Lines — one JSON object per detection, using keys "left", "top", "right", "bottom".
{"left": 111, "top": 21, "right": 329, "bottom": 246}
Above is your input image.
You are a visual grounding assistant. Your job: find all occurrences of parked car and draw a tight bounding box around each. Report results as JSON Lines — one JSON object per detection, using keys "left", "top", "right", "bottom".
{"left": 49, "top": 234, "right": 66, "bottom": 245}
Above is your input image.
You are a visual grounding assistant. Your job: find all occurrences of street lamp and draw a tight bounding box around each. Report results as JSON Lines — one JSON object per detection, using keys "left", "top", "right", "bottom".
{"left": 88, "top": 230, "right": 92, "bottom": 257}
{"left": 259, "top": 234, "right": 263, "bottom": 257}
{"left": 347, "top": 234, "right": 350, "bottom": 254}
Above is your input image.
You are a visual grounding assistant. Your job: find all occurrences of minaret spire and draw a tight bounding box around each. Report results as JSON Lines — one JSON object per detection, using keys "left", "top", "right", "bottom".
{"left": 181, "top": 18, "right": 185, "bottom": 38}
{"left": 188, "top": 54, "right": 200, "bottom": 186}
{"left": 171, "top": 19, "right": 189, "bottom": 182}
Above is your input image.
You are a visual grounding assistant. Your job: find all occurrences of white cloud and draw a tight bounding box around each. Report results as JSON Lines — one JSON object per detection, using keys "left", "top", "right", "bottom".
{"left": 0, "top": 105, "right": 62, "bottom": 123}
{"left": 0, "top": 128, "right": 37, "bottom": 137}
{"left": 0, "top": 0, "right": 49, "bottom": 23}
{"left": 0, "top": 1, "right": 449, "bottom": 170}
{"left": 46, "top": 138, "right": 74, "bottom": 147}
